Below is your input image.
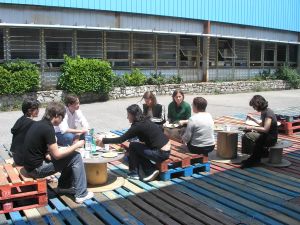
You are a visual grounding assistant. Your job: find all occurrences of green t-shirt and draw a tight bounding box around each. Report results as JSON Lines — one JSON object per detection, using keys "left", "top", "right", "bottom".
{"left": 167, "top": 101, "right": 191, "bottom": 123}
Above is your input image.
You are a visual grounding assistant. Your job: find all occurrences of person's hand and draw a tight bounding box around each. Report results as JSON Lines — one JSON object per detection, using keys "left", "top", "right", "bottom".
{"left": 95, "top": 137, "right": 104, "bottom": 147}
{"left": 75, "top": 140, "right": 85, "bottom": 148}
{"left": 81, "top": 129, "right": 88, "bottom": 134}
{"left": 246, "top": 114, "right": 255, "bottom": 121}
{"left": 45, "top": 153, "right": 52, "bottom": 161}
{"left": 178, "top": 120, "right": 188, "bottom": 126}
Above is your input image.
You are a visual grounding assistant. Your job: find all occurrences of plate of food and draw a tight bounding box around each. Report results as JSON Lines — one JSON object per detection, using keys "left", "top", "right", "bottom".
{"left": 102, "top": 152, "right": 118, "bottom": 158}
{"left": 150, "top": 117, "right": 163, "bottom": 123}
{"left": 164, "top": 123, "right": 179, "bottom": 129}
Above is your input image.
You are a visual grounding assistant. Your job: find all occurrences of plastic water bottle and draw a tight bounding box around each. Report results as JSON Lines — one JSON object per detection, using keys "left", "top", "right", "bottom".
{"left": 85, "top": 131, "right": 93, "bottom": 151}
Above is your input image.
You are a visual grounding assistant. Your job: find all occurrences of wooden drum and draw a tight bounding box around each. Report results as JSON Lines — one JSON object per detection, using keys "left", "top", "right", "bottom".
{"left": 217, "top": 131, "right": 238, "bottom": 159}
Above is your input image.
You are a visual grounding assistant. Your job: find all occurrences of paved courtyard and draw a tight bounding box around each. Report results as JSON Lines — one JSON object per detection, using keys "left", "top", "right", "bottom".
{"left": 0, "top": 89, "right": 299, "bottom": 147}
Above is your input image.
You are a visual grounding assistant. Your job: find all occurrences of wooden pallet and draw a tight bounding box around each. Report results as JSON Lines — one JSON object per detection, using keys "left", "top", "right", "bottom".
{"left": 0, "top": 163, "right": 47, "bottom": 213}
{"left": 111, "top": 130, "right": 209, "bottom": 180}
{"left": 278, "top": 119, "right": 300, "bottom": 135}
{"left": 0, "top": 193, "right": 48, "bottom": 214}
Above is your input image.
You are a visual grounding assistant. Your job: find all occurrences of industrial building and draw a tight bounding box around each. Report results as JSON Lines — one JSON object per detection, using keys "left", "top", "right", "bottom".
{"left": 0, "top": 0, "right": 299, "bottom": 88}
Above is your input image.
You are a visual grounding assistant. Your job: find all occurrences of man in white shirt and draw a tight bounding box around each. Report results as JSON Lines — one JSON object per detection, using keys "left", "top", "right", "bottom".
{"left": 54, "top": 95, "right": 89, "bottom": 146}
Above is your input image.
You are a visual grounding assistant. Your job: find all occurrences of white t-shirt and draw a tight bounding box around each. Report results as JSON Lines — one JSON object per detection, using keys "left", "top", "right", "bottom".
{"left": 182, "top": 112, "right": 215, "bottom": 147}
{"left": 54, "top": 107, "right": 89, "bottom": 134}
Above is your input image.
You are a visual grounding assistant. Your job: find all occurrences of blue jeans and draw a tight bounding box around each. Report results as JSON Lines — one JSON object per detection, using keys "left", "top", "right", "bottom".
{"left": 27, "top": 152, "right": 88, "bottom": 198}
{"left": 128, "top": 142, "right": 170, "bottom": 176}
{"left": 56, "top": 132, "right": 85, "bottom": 146}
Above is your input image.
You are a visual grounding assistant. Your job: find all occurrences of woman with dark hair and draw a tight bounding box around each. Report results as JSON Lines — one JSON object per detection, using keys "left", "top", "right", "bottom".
{"left": 181, "top": 97, "right": 215, "bottom": 156}
{"left": 241, "top": 95, "right": 278, "bottom": 168}
{"left": 167, "top": 89, "right": 191, "bottom": 123}
{"left": 164, "top": 89, "right": 191, "bottom": 141}
{"left": 96, "top": 104, "right": 170, "bottom": 182}
{"left": 142, "top": 91, "right": 165, "bottom": 125}
{"left": 10, "top": 98, "right": 40, "bottom": 165}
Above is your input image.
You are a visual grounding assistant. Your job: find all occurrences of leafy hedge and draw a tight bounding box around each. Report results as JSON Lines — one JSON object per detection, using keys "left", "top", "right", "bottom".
{"left": 113, "top": 69, "right": 183, "bottom": 87}
{"left": 58, "top": 56, "right": 116, "bottom": 95}
{"left": 252, "top": 65, "right": 300, "bottom": 88}
{"left": 0, "top": 61, "right": 40, "bottom": 95}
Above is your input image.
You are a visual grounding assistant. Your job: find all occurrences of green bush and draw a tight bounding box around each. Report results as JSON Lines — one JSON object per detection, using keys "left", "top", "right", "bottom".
{"left": 123, "top": 69, "right": 147, "bottom": 86}
{"left": 146, "top": 72, "right": 168, "bottom": 85}
{"left": 168, "top": 74, "right": 183, "bottom": 84}
{"left": 58, "top": 56, "right": 116, "bottom": 95}
{"left": 0, "top": 61, "right": 40, "bottom": 95}
{"left": 274, "top": 65, "right": 300, "bottom": 88}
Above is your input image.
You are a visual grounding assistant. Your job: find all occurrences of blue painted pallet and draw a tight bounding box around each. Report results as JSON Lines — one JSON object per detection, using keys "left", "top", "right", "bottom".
{"left": 160, "top": 162, "right": 210, "bottom": 181}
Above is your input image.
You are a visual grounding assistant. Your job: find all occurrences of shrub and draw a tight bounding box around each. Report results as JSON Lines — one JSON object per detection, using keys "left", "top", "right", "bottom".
{"left": 274, "top": 65, "right": 300, "bottom": 88}
{"left": 58, "top": 56, "right": 116, "bottom": 95}
{"left": 146, "top": 72, "right": 168, "bottom": 85}
{"left": 123, "top": 69, "right": 147, "bottom": 86}
{"left": 0, "top": 61, "right": 40, "bottom": 95}
{"left": 168, "top": 74, "right": 183, "bottom": 84}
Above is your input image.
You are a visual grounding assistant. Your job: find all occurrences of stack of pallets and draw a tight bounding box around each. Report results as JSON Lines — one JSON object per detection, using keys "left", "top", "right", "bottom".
{"left": 275, "top": 107, "right": 300, "bottom": 135}
{"left": 0, "top": 164, "right": 47, "bottom": 213}
{"left": 110, "top": 130, "right": 210, "bottom": 181}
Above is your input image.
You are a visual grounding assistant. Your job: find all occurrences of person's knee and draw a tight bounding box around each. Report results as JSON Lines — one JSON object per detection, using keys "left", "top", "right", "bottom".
{"left": 63, "top": 133, "right": 75, "bottom": 145}
{"left": 129, "top": 142, "right": 141, "bottom": 151}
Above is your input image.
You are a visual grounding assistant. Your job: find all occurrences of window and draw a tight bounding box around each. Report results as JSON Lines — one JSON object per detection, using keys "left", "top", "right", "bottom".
{"left": 0, "top": 29, "right": 3, "bottom": 60}
{"left": 217, "top": 39, "right": 235, "bottom": 67}
{"left": 10, "top": 28, "right": 40, "bottom": 61}
{"left": 264, "top": 43, "right": 275, "bottom": 67}
{"left": 77, "top": 30, "right": 103, "bottom": 59}
{"left": 180, "top": 36, "right": 198, "bottom": 68}
{"left": 235, "top": 40, "right": 248, "bottom": 67}
{"left": 132, "top": 33, "right": 154, "bottom": 68}
{"left": 277, "top": 44, "right": 286, "bottom": 66}
{"left": 250, "top": 42, "right": 262, "bottom": 66}
{"left": 157, "top": 35, "right": 176, "bottom": 68}
{"left": 45, "top": 29, "right": 72, "bottom": 68}
{"left": 289, "top": 45, "right": 297, "bottom": 67}
{"left": 106, "top": 32, "right": 129, "bottom": 68}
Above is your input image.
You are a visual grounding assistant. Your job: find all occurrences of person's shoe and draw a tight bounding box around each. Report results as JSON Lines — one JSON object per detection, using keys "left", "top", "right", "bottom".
{"left": 56, "top": 187, "right": 75, "bottom": 195}
{"left": 240, "top": 158, "right": 260, "bottom": 169}
{"left": 261, "top": 150, "right": 269, "bottom": 158}
{"left": 127, "top": 172, "right": 140, "bottom": 180}
{"left": 75, "top": 191, "right": 94, "bottom": 204}
{"left": 143, "top": 170, "right": 159, "bottom": 182}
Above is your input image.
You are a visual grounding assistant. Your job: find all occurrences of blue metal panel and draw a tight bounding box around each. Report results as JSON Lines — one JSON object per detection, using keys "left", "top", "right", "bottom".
{"left": 0, "top": 0, "right": 299, "bottom": 32}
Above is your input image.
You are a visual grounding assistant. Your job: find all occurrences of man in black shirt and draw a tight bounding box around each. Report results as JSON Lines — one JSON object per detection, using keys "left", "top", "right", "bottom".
{"left": 10, "top": 98, "right": 40, "bottom": 166}
{"left": 23, "top": 102, "right": 93, "bottom": 204}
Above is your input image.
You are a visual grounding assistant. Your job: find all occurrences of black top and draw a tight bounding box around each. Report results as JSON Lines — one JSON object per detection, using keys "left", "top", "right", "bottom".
{"left": 10, "top": 116, "right": 35, "bottom": 166}
{"left": 23, "top": 118, "right": 56, "bottom": 171}
{"left": 103, "top": 119, "right": 169, "bottom": 149}
{"left": 143, "top": 103, "right": 165, "bottom": 124}
{"left": 261, "top": 108, "right": 278, "bottom": 140}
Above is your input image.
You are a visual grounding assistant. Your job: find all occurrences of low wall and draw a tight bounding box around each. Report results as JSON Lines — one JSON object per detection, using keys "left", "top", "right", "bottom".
{"left": 0, "top": 80, "right": 290, "bottom": 109}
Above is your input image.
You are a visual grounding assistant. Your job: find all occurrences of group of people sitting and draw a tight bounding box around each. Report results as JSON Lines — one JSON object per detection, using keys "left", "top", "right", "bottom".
{"left": 9, "top": 90, "right": 278, "bottom": 203}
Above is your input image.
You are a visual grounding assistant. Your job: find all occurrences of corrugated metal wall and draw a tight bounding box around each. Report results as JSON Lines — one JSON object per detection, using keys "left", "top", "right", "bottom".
{"left": 0, "top": 0, "right": 299, "bottom": 32}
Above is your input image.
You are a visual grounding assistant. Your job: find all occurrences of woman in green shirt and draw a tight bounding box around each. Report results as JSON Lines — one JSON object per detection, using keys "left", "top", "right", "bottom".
{"left": 165, "top": 89, "right": 191, "bottom": 141}
{"left": 167, "top": 89, "right": 191, "bottom": 123}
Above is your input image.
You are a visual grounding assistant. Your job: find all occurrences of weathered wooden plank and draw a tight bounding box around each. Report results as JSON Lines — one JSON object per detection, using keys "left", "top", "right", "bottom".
{"left": 185, "top": 176, "right": 300, "bottom": 225}
{"left": 105, "top": 189, "right": 162, "bottom": 225}
{"left": 95, "top": 192, "right": 144, "bottom": 225}
{"left": 23, "top": 208, "right": 48, "bottom": 225}
{"left": 37, "top": 206, "right": 66, "bottom": 225}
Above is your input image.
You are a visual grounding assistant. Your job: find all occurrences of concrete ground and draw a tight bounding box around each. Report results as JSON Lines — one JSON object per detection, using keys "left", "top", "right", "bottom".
{"left": 0, "top": 89, "right": 299, "bottom": 147}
